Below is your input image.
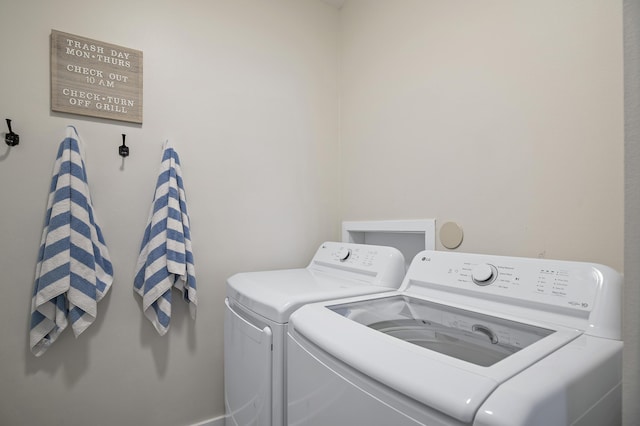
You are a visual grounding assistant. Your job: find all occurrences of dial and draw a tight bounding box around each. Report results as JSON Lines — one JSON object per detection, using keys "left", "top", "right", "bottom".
{"left": 337, "top": 248, "right": 351, "bottom": 261}
{"left": 472, "top": 263, "right": 496, "bottom": 285}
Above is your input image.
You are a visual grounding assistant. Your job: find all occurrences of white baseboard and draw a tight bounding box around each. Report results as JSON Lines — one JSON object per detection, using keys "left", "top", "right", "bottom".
{"left": 189, "top": 414, "right": 226, "bottom": 426}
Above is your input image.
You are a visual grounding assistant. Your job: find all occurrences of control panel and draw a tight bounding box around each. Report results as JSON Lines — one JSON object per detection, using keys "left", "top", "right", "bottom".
{"left": 308, "top": 242, "right": 406, "bottom": 289}
{"left": 402, "top": 251, "right": 623, "bottom": 339}
{"left": 405, "top": 251, "right": 618, "bottom": 316}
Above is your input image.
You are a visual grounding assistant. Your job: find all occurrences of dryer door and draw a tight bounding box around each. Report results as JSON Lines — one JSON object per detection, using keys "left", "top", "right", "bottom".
{"left": 224, "top": 298, "right": 273, "bottom": 426}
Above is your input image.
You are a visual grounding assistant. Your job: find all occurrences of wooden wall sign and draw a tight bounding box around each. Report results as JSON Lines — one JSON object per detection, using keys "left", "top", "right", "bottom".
{"left": 51, "top": 30, "right": 143, "bottom": 124}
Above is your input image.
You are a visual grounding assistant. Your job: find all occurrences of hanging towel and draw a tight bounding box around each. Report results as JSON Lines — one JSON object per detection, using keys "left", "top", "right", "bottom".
{"left": 134, "top": 141, "right": 196, "bottom": 335}
{"left": 30, "top": 126, "right": 114, "bottom": 356}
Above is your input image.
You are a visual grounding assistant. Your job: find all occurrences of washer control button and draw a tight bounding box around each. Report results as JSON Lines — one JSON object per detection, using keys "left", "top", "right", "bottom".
{"left": 337, "top": 248, "right": 352, "bottom": 262}
{"left": 472, "top": 264, "right": 497, "bottom": 285}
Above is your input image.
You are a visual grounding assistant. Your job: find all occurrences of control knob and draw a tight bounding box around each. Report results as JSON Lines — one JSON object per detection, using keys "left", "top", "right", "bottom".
{"left": 472, "top": 263, "right": 497, "bottom": 286}
{"left": 337, "top": 247, "right": 352, "bottom": 262}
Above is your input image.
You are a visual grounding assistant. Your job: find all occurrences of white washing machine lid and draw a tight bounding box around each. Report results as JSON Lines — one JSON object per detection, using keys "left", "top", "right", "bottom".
{"left": 227, "top": 268, "right": 396, "bottom": 324}
{"left": 289, "top": 291, "right": 582, "bottom": 423}
{"left": 329, "top": 294, "right": 556, "bottom": 367}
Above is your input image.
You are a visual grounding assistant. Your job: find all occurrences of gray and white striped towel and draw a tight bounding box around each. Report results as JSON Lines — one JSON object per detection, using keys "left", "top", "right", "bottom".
{"left": 30, "top": 126, "right": 113, "bottom": 356}
{"left": 134, "top": 141, "right": 196, "bottom": 335}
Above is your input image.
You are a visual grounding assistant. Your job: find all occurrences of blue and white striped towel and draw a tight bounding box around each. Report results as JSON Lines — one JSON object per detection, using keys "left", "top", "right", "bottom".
{"left": 134, "top": 141, "right": 196, "bottom": 335}
{"left": 30, "top": 126, "right": 114, "bottom": 356}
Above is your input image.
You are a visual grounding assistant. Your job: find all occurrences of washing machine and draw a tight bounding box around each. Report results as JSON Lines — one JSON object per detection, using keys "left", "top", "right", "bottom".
{"left": 224, "top": 241, "right": 405, "bottom": 426}
{"left": 287, "top": 250, "right": 623, "bottom": 426}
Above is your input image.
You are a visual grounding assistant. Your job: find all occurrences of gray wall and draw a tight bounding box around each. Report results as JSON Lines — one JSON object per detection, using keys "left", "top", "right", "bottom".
{"left": 624, "top": 0, "right": 640, "bottom": 424}
{"left": 340, "top": 0, "right": 623, "bottom": 270}
{"left": 0, "top": 1, "right": 340, "bottom": 425}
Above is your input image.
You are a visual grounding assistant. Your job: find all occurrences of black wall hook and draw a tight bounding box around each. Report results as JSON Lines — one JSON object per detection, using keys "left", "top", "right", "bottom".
{"left": 5, "top": 119, "right": 19, "bottom": 147}
{"left": 119, "top": 134, "right": 129, "bottom": 157}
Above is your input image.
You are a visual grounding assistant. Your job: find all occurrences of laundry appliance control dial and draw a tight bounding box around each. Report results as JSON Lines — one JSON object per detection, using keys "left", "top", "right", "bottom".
{"left": 337, "top": 247, "right": 352, "bottom": 261}
{"left": 472, "top": 263, "right": 498, "bottom": 286}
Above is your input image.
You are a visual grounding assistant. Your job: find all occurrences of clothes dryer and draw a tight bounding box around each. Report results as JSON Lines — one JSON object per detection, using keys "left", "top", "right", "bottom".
{"left": 224, "top": 241, "right": 405, "bottom": 426}
{"left": 287, "top": 250, "right": 622, "bottom": 426}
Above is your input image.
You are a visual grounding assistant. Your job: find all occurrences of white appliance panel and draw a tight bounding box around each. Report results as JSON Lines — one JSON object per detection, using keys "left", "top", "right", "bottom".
{"left": 401, "top": 252, "right": 621, "bottom": 339}
{"left": 474, "top": 335, "right": 622, "bottom": 426}
{"left": 224, "top": 242, "right": 406, "bottom": 426}
{"left": 288, "top": 332, "right": 463, "bottom": 426}
{"left": 289, "top": 297, "right": 581, "bottom": 423}
{"left": 328, "top": 295, "right": 555, "bottom": 367}
{"left": 224, "top": 298, "right": 273, "bottom": 426}
{"left": 227, "top": 243, "right": 406, "bottom": 324}
{"left": 287, "top": 250, "right": 622, "bottom": 425}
